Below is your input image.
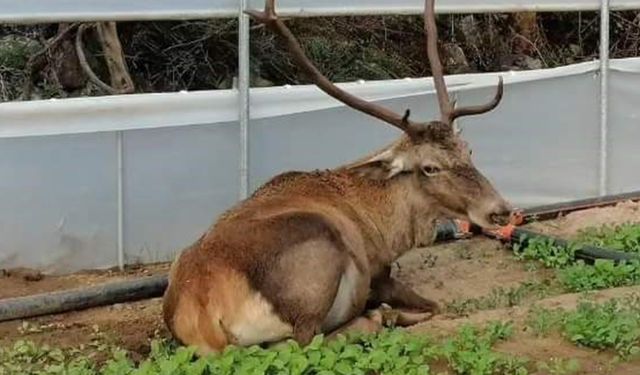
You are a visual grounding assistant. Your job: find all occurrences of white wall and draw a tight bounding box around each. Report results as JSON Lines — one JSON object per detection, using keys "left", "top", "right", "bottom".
{"left": 1, "top": 59, "right": 637, "bottom": 274}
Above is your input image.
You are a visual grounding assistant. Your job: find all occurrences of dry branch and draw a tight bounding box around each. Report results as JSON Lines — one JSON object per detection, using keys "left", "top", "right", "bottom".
{"left": 75, "top": 22, "right": 135, "bottom": 95}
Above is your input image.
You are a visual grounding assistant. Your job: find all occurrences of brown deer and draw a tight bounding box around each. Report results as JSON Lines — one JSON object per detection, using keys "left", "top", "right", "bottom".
{"left": 162, "top": 0, "right": 513, "bottom": 355}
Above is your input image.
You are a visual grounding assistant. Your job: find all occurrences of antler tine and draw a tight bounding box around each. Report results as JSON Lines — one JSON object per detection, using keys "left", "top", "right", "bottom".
{"left": 246, "top": 0, "right": 416, "bottom": 135}
{"left": 450, "top": 76, "right": 504, "bottom": 122}
{"left": 423, "top": 0, "right": 504, "bottom": 125}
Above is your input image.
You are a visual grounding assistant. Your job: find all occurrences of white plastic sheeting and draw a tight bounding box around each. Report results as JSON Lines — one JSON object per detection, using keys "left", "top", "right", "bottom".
{"left": 609, "top": 59, "right": 640, "bottom": 194}
{"left": 0, "top": 58, "right": 639, "bottom": 274}
{"left": 2, "top": 0, "right": 640, "bottom": 23}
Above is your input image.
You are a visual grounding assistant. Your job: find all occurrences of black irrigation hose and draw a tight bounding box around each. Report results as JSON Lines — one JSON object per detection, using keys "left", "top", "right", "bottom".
{"left": 506, "top": 228, "right": 640, "bottom": 264}
{"left": 0, "top": 274, "right": 167, "bottom": 322}
{"left": 435, "top": 220, "right": 468, "bottom": 242}
{"left": 2, "top": 191, "right": 640, "bottom": 323}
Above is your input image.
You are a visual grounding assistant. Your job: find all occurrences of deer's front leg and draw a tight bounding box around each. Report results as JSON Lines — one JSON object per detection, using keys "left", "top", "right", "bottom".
{"left": 367, "top": 266, "right": 439, "bottom": 326}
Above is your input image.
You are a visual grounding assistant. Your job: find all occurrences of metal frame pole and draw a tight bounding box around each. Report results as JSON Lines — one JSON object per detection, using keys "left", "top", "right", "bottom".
{"left": 116, "top": 130, "right": 125, "bottom": 271}
{"left": 238, "top": 0, "right": 250, "bottom": 199}
{"left": 598, "top": 0, "right": 610, "bottom": 196}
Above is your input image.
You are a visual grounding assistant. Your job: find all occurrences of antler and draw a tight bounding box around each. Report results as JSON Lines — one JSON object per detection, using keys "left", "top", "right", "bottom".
{"left": 424, "top": 0, "right": 503, "bottom": 125}
{"left": 246, "top": 0, "right": 504, "bottom": 139}
{"left": 246, "top": 0, "right": 420, "bottom": 137}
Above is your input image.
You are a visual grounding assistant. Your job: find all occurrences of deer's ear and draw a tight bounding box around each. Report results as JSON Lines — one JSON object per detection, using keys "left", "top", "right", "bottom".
{"left": 347, "top": 150, "right": 407, "bottom": 180}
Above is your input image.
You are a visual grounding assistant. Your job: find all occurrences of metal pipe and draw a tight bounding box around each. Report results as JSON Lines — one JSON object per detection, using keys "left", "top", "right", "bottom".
{"left": 238, "top": 0, "right": 250, "bottom": 200}
{"left": 3, "top": 3, "right": 640, "bottom": 25}
{"left": 599, "top": 0, "right": 611, "bottom": 195}
{"left": 116, "top": 130, "right": 125, "bottom": 271}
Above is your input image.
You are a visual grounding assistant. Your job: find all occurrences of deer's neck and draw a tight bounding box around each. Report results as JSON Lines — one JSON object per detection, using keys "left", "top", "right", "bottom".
{"left": 350, "top": 174, "right": 440, "bottom": 270}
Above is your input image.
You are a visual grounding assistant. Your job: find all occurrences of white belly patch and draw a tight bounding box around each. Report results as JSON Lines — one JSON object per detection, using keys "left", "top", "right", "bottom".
{"left": 227, "top": 291, "right": 294, "bottom": 347}
{"left": 322, "top": 259, "right": 360, "bottom": 331}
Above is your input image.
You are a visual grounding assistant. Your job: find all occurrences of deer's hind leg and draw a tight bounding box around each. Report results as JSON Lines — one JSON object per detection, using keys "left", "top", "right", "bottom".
{"left": 367, "top": 266, "right": 439, "bottom": 326}
{"left": 258, "top": 238, "right": 368, "bottom": 346}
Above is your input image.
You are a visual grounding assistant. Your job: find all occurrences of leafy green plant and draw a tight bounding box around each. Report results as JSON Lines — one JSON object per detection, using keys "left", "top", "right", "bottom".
{"left": 0, "top": 330, "right": 438, "bottom": 375}
{"left": 559, "top": 259, "right": 640, "bottom": 292}
{"left": 0, "top": 340, "right": 98, "bottom": 375}
{"left": 525, "top": 306, "right": 564, "bottom": 338}
{"left": 562, "top": 297, "right": 640, "bottom": 358}
{"left": 536, "top": 357, "right": 581, "bottom": 375}
{"left": 0, "top": 35, "right": 41, "bottom": 70}
{"left": 0, "top": 322, "right": 534, "bottom": 375}
{"left": 576, "top": 222, "right": 640, "bottom": 254}
{"left": 512, "top": 231, "right": 640, "bottom": 292}
{"left": 513, "top": 237, "right": 577, "bottom": 269}
{"left": 525, "top": 296, "right": 640, "bottom": 359}
{"left": 133, "top": 331, "right": 438, "bottom": 375}
{"left": 440, "top": 321, "right": 529, "bottom": 375}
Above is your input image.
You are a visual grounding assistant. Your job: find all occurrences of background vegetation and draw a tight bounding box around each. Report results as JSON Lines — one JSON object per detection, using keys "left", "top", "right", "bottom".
{"left": 3, "top": 11, "right": 640, "bottom": 101}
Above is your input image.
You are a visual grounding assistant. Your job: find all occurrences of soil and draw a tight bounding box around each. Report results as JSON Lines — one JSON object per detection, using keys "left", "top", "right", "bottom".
{"left": 0, "top": 263, "right": 170, "bottom": 300}
{"left": 526, "top": 200, "right": 640, "bottom": 239}
{"left": 1, "top": 206, "right": 640, "bottom": 373}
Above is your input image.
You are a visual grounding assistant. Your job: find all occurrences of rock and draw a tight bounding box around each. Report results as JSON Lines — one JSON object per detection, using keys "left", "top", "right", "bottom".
{"left": 6, "top": 267, "right": 44, "bottom": 282}
{"left": 506, "top": 54, "right": 544, "bottom": 71}
{"left": 518, "top": 55, "right": 543, "bottom": 70}
{"left": 442, "top": 43, "right": 471, "bottom": 74}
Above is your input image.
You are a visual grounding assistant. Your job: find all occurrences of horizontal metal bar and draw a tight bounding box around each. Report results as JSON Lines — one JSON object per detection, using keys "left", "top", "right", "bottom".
{"left": 2, "top": 0, "right": 640, "bottom": 24}
{"left": 260, "top": 1, "right": 640, "bottom": 17}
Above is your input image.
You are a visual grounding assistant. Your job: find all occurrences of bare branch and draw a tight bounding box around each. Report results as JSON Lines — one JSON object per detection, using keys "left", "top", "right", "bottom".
{"left": 75, "top": 23, "right": 120, "bottom": 95}
{"left": 96, "top": 22, "right": 135, "bottom": 93}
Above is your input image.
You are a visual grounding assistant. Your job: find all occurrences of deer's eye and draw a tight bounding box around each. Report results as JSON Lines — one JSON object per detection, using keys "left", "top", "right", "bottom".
{"left": 422, "top": 165, "right": 441, "bottom": 176}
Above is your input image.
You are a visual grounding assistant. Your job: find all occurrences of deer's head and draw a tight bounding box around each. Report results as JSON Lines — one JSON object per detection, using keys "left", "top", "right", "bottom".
{"left": 247, "top": 0, "right": 513, "bottom": 229}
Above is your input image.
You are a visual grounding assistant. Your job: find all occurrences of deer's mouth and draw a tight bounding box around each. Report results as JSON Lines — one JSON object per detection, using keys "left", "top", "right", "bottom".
{"left": 468, "top": 208, "right": 512, "bottom": 230}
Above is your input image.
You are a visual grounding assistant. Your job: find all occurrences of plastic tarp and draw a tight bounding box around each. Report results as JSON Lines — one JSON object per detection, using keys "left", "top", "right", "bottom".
{"left": 0, "top": 58, "right": 639, "bottom": 273}
{"left": 2, "top": 0, "right": 640, "bottom": 23}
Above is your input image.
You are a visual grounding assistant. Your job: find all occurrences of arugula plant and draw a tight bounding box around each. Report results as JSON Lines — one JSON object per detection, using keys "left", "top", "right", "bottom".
{"left": 1, "top": 322, "right": 534, "bottom": 375}
{"left": 576, "top": 222, "right": 640, "bottom": 254}
{"left": 563, "top": 297, "right": 640, "bottom": 358}
{"left": 513, "top": 237, "right": 577, "bottom": 269}
{"left": 526, "top": 296, "right": 640, "bottom": 359}
{"left": 559, "top": 259, "right": 640, "bottom": 292}
{"left": 439, "top": 321, "right": 529, "bottom": 375}
{"left": 512, "top": 231, "right": 640, "bottom": 292}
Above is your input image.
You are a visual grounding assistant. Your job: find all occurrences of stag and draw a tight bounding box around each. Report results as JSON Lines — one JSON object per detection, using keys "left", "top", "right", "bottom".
{"left": 162, "top": 0, "right": 512, "bottom": 355}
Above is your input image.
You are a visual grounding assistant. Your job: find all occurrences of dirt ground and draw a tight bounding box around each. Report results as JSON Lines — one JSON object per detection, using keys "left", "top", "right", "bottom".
{"left": 1, "top": 204, "right": 640, "bottom": 373}
{"left": 0, "top": 262, "right": 170, "bottom": 300}
{"left": 526, "top": 200, "right": 640, "bottom": 239}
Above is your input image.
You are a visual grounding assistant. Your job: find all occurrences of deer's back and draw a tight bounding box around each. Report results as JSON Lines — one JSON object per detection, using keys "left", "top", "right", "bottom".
{"left": 171, "top": 168, "right": 383, "bottom": 280}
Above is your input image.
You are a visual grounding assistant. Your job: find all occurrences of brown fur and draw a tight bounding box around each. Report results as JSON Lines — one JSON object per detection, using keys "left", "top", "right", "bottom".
{"left": 164, "top": 133, "right": 512, "bottom": 353}
{"left": 164, "top": 0, "right": 513, "bottom": 354}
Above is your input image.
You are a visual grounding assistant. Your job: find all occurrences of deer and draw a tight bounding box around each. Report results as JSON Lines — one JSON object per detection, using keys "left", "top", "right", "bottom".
{"left": 162, "top": 0, "right": 513, "bottom": 355}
